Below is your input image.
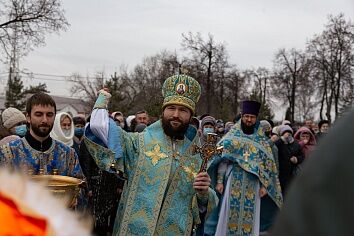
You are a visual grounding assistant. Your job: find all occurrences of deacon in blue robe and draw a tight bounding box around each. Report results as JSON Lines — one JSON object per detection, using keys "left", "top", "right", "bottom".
{"left": 205, "top": 101, "right": 282, "bottom": 236}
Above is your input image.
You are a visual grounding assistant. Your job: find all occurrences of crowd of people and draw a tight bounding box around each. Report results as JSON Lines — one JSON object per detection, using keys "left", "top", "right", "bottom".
{"left": 0, "top": 74, "right": 334, "bottom": 236}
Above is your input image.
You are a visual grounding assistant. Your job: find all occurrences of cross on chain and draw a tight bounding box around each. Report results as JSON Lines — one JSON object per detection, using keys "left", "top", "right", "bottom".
{"left": 243, "top": 151, "right": 250, "bottom": 162}
{"left": 193, "top": 133, "right": 223, "bottom": 172}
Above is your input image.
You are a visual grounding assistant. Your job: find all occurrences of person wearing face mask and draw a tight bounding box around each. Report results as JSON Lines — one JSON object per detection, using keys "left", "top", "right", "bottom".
{"left": 199, "top": 116, "right": 217, "bottom": 145}
{"left": 0, "top": 93, "right": 82, "bottom": 177}
{"left": 72, "top": 115, "right": 86, "bottom": 155}
{"left": 0, "top": 107, "right": 27, "bottom": 145}
{"left": 275, "top": 125, "right": 304, "bottom": 196}
{"left": 50, "top": 112, "right": 75, "bottom": 146}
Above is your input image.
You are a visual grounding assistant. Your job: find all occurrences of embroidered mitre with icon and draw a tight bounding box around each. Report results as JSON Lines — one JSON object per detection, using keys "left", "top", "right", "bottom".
{"left": 162, "top": 74, "right": 201, "bottom": 113}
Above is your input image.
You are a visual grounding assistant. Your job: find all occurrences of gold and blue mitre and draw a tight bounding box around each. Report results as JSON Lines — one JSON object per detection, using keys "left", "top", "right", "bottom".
{"left": 162, "top": 74, "right": 201, "bottom": 113}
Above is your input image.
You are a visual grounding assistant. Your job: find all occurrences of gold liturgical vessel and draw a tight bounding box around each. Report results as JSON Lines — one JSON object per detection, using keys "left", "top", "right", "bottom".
{"left": 32, "top": 171, "right": 83, "bottom": 207}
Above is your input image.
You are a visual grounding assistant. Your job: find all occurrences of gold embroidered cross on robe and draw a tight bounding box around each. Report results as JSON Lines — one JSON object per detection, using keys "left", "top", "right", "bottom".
{"left": 145, "top": 144, "right": 168, "bottom": 166}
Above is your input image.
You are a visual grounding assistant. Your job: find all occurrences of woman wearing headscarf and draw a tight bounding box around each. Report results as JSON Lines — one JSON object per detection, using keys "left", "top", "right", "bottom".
{"left": 294, "top": 126, "right": 317, "bottom": 159}
{"left": 275, "top": 125, "right": 304, "bottom": 195}
{"left": 50, "top": 112, "right": 74, "bottom": 146}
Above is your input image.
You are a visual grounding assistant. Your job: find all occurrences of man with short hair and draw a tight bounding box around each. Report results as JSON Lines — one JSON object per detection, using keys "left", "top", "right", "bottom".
{"left": 0, "top": 93, "right": 82, "bottom": 177}
{"left": 135, "top": 110, "right": 149, "bottom": 126}
{"left": 206, "top": 100, "right": 282, "bottom": 236}
{"left": 304, "top": 119, "right": 315, "bottom": 134}
{"left": 88, "top": 74, "right": 217, "bottom": 235}
{"left": 316, "top": 119, "right": 330, "bottom": 141}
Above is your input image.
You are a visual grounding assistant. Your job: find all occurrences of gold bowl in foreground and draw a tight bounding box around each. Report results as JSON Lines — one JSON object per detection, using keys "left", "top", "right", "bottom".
{"left": 31, "top": 175, "right": 84, "bottom": 207}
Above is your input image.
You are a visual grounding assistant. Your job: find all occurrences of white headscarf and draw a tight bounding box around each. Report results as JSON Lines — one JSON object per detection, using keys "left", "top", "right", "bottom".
{"left": 50, "top": 112, "right": 74, "bottom": 146}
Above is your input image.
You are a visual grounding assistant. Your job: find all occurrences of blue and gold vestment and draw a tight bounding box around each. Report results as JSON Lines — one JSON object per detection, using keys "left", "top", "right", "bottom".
{"left": 0, "top": 138, "right": 82, "bottom": 177}
{"left": 208, "top": 121, "right": 282, "bottom": 236}
{"left": 87, "top": 119, "right": 218, "bottom": 236}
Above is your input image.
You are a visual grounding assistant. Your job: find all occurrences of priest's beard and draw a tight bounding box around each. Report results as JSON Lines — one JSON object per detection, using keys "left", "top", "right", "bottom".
{"left": 241, "top": 120, "right": 256, "bottom": 135}
{"left": 161, "top": 116, "right": 190, "bottom": 140}
{"left": 31, "top": 122, "right": 53, "bottom": 137}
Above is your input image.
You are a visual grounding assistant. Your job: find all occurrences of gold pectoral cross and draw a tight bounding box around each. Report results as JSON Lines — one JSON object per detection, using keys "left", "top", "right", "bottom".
{"left": 243, "top": 150, "right": 250, "bottom": 162}
{"left": 193, "top": 133, "right": 223, "bottom": 172}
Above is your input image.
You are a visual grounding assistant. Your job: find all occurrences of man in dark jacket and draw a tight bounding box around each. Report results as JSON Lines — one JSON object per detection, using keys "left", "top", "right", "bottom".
{"left": 275, "top": 125, "right": 304, "bottom": 196}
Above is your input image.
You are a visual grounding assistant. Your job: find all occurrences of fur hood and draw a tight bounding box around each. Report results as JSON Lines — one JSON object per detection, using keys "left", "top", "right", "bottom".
{"left": 294, "top": 126, "right": 317, "bottom": 146}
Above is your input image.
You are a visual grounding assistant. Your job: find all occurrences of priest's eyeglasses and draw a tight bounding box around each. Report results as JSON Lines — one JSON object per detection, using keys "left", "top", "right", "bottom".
{"left": 242, "top": 114, "right": 257, "bottom": 120}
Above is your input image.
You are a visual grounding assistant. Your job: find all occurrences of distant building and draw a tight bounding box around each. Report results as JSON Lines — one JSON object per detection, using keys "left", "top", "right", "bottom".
{"left": 0, "top": 95, "right": 89, "bottom": 117}
{"left": 51, "top": 95, "right": 88, "bottom": 117}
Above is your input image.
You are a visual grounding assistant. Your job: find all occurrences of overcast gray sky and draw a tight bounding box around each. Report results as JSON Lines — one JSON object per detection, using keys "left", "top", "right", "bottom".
{"left": 1, "top": 0, "right": 353, "bottom": 101}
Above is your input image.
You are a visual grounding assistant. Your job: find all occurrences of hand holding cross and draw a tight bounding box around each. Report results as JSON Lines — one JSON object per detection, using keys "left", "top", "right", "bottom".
{"left": 193, "top": 133, "right": 223, "bottom": 173}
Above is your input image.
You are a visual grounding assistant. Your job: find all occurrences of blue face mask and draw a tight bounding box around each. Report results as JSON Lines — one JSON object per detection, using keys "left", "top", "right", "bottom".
{"left": 203, "top": 127, "right": 214, "bottom": 136}
{"left": 15, "top": 124, "right": 27, "bottom": 137}
{"left": 74, "top": 127, "right": 84, "bottom": 138}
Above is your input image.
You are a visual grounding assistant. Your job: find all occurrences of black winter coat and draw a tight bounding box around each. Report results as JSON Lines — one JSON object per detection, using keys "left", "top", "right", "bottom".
{"left": 275, "top": 139, "right": 304, "bottom": 195}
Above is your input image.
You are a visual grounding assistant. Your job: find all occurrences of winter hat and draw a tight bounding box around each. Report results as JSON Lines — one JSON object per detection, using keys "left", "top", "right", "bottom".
{"left": 216, "top": 119, "right": 224, "bottom": 128}
{"left": 126, "top": 115, "right": 136, "bottom": 128}
{"left": 260, "top": 120, "right": 272, "bottom": 132}
{"left": 225, "top": 122, "right": 235, "bottom": 129}
{"left": 282, "top": 120, "right": 291, "bottom": 126}
{"left": 111, "top": 111, "right": 123, "bottom": 119}
{"left": 190, "top": 117, "right": 200, "bottom": 129}
{"left": 1, "top": 108, "right": 26, "bottom": 129}
{"left": 201, "top": 116, "right": 216, "bottom": 128}
{"left": 278, "top": 124, "right": 293, "bottom": 136}
{"left": 272, "top": 126, "right": 280, "bottom": 136}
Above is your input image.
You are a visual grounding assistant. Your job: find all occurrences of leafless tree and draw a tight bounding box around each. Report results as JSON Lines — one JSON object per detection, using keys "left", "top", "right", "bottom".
{"left": 224, "top": 68, "right": 247, "bottom": 118}
{"left": 273, "top": 48, "right": 311, "bottom": 123}
{"left": 245, "top": 67, "right": 272, "bottom": 106}
{"left": 307, "top": 13, "right": 354, "bottom": 122}
{"left": 0, "top": 0, "right": 69, "bottom": 60}
{"left": 181, "top": 32, "right": 227, "bottom": 114}
{"left": 127, "top": 51, "right": 182, "bottom": 116}
{"left": 69, "top": 51, "right": 182, "bottom": 116}
{"left": 68, "top": 71, "right": 106, "bottom": 112}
